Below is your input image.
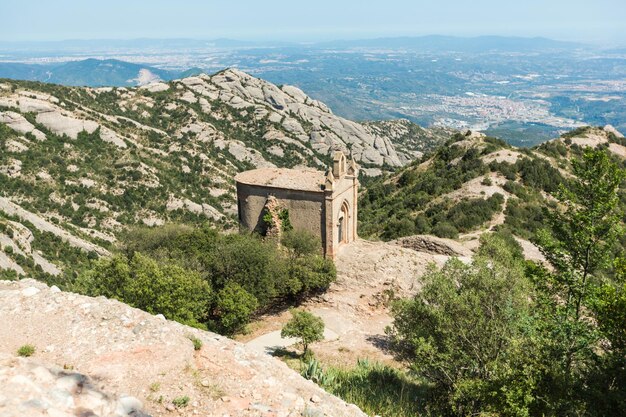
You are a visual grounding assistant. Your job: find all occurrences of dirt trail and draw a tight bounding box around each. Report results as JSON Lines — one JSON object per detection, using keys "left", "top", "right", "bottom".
{"left": 243, "top": 239, "right": 456, "bottom": 366}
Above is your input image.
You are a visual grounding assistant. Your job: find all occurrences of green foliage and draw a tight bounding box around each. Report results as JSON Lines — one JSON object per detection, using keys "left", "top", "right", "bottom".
{"left": 430, "top": 221, "right": 458, "bottom": 239}
{"left": 446, "top": 193, "right": 504, "bottom": 232}
{"left": 360, "top": 135, "right": 523, "bottom": 241}
{"left": 74, "top": 253, "right": 212, "bottom": 327}
{"left": 301, "top": 358, "right": 425, "bottom": 417}
{"left": 301, "top": 358, "right": 336, "bottom": 386}
{"left": 531, "top": 148, "right": 626, "bottom": 414}
{"left": 388, "top": 233, "right": 533, "bottom": 416}
{"left": 281, "top": 229, "right": 320, "bottom": 258}
{"left": 17, "top": 344, "right": 35, "bottom": 357}
{"left": 188, "top": 335, "right": 203, "bottom": 351}
{"left": 278, "top": 208, "right": 293, "bottom": 232}
{"left": 382, "top": 216, "right": 416, "bottom": 240}
{"left": 214, "top": 282, "right": 258, "bottom": 335}
{"left": 78, "top": 225, "right": 336, "bottom": 335}
{"left": 172, "top": 396, "right": 190, "bottom": 408}
{"left": 281, "top": 309, "right": 325, "bottom": 354}
{"left": 561, "top": 126, "right": 592, "bottom": 139}
{"left": 516, "top": 156, "right": 564, "bottom": 193}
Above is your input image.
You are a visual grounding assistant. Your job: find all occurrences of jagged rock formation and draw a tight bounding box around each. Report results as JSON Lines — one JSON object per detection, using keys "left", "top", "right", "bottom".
{"left": 392, "top": 235, "right": 473, "bottom": 257}
{"left": 0, "top": 71, "right": 450, "bottom": 278}
{"left": 0, "top": 279, "right": 367, "bottom": 417}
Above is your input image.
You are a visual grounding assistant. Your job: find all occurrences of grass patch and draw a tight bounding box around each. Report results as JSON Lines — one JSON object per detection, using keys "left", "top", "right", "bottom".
{"left": 172, "top": 396, "right": 190, "bottom": 408}
{"left": 188, "top": 335, "right": 203, "bottom": 351}
{"left": 300, "top": 358, "right": 428, "bottom": 417}
{"left": 17, "top": 344, "right": 35, "bottom": 357}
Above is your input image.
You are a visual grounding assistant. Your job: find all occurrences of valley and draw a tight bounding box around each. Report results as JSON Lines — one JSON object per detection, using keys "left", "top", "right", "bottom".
{"left": 2, "top": 36, "right": 625, "bottom": 145}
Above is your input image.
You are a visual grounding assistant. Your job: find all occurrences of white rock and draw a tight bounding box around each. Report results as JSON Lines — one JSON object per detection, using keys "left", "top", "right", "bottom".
{"left": 21, "top": 287, "right": 40, "bottom": 297}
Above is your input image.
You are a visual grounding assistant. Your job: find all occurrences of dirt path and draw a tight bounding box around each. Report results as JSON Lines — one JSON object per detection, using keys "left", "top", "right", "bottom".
{"left": 239, "top": 239, "right": 454, "bottom": 367}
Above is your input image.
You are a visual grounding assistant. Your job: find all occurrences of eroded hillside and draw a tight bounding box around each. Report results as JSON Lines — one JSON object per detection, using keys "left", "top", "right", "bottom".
{"left": 0, "top": 70, "right": 450, "bottom": 279}
{"left": 359, "top": 125, "right": 626, "bottom": 245}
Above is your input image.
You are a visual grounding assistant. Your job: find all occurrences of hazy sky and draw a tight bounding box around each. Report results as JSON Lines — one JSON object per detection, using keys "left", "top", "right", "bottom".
{"left": 1, "top": 0, "right": 625, "bottom": 44}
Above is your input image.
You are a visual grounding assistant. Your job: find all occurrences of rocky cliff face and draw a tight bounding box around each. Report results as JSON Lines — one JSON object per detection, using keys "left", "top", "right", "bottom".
{"left": 0, "top": 71, "right": 451, "bottom": 278}
{"left": 0, "top": 279, "right": 367, "bottom": 417}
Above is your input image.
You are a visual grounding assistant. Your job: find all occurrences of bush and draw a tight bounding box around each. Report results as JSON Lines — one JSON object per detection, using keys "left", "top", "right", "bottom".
{"left": 82, "top": 225, "right": 337, "bottom": 335}
{"left": 74, "top": 253, "right": 212, "bottom": 327}
{"left": 281, "top": 229, "right": 320, "bottom": 258}
{"left": 214, "top": 282, "right": 258, "bottom": 335}
{"left": 431, "top": 221, "right": 459, "bottom": 239}
{"left": 188, "top": 335, "right": 203, "bottom": 351}
{"left": 413, "top": 214, "right": 431, "bottom": 234}
{"left": 17, "top": 344, "right": 35, "bottom": 357}
{"left": 388, "top": 234, "right": 533, "bottom": 416}
{"left": 281, "top": 310, "right": 324, "bottom": 354}
{"left": 382, "top": 217, "right": 415, "bottom": 240}
{"left": 446, "top": 193, "right": 505, "bottom": 232}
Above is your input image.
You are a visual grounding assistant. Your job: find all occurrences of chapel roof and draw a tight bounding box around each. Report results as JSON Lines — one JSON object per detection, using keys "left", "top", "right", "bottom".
{"left": 235, "top": 167, "right": 326, "bottom": 193}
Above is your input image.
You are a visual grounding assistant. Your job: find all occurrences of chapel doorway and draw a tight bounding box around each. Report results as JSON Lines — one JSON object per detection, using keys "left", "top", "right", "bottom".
{"left": 338, "top": 201, "right": 349, "bottom": 244}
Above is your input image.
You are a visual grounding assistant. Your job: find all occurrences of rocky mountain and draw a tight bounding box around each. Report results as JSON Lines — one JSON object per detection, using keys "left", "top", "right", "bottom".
{"left": 359, "top": 125, "right": 626, "bottom": 244}
{"left": 0, "top": 69, "right": 450, "bottom": 280}
{"left": 0, "top": 278, "right": 367, "bottom": 417}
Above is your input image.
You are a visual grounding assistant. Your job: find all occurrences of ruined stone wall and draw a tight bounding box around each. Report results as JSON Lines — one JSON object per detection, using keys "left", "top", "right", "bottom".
{"left": 236, "top": 183, "right": 326, "bottom": 247}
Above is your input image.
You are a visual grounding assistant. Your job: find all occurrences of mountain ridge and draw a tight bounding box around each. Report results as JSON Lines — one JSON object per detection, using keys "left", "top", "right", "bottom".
{"left": 0, "top": 69, "right": 451, "bottom": 280}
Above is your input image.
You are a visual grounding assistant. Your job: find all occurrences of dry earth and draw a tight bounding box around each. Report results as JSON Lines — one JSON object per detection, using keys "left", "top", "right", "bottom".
{"left": 241, "top": 238, "right": 470, "bottom": 367}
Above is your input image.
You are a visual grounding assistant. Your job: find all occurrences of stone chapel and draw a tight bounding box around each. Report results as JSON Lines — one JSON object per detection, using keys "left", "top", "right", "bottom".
{"left": 234, "top": 152, "right": 358, "bottom": 259}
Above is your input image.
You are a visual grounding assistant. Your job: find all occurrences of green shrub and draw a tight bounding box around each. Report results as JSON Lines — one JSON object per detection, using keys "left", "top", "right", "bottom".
{"left": 74, "top": 253, "right": 212, "bottom": 327}
{"left": 413, "top": 214, "right": 431, "bottom": 234}
{"left": 281, "top": 229, "right": 320, "bottom": 258}
{"left": 446, "top": 193, "right": 504, "bottom": 232}
{"left": 82, "top": 225, "right": 337, "bottom": 335}
{"left": 389, "top": 234, "right": 533, "bottom": 416}
{"left": 214, "top": 282, "right": 258, "bottom": 335}
{"left": 382, "top": 217, "right": 415, "bottom": 240}
{"left": 431, "top": 221, "right": 459, "bottom": 239}
{"left": 17, "top": 344, "right": 35, "bottom": 357}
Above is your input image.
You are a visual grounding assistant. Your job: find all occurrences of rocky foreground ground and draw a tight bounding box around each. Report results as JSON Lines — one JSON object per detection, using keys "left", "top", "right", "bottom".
{"left": 0, "top": 279, "right": 367, "bottom": 417}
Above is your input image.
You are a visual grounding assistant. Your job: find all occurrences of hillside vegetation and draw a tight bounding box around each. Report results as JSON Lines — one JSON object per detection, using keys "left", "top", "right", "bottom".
{"left": 0, "top": 70, "right": 450, "bottom": 280}
{"left": 360, "top": 125, "right": 626, "bottom": 244}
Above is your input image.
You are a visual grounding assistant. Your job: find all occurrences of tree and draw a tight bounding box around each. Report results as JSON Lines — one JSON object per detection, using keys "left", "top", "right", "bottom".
{"left": 533, "top": 148, "right": 626, "bottom": 414}
{"left": 534, "top": 149, "right": 625, "bottom": 404}
{"left": 388, "top": 233, "right": 535, "bottom": 416}
{"left": 538, "top": 148, "right": 624, "bottom": 319}
{"left": 281, "top": 309, "right": 325, "bottom": 355}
